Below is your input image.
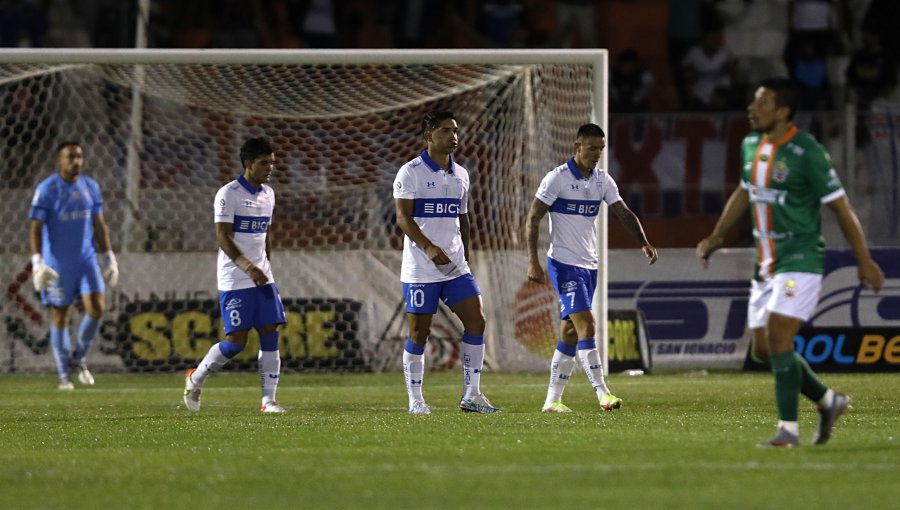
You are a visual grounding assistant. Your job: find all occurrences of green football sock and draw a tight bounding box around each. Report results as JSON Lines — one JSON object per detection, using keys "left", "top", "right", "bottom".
{"left": 794, "top": 351, "right": 828, "bottom": 403}
{"left": 770, "top": 350, "right": 801, "bottom": 422}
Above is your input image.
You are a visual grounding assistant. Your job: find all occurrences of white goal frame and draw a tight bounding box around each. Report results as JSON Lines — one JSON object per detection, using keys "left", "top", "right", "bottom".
{"left": 0, "top": 48, "right": 610, "bottom": 373}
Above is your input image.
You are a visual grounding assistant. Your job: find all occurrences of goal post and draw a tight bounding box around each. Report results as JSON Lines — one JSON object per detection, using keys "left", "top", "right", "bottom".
{"left": 0, "top": 49, "right": 608, "bottom": 375}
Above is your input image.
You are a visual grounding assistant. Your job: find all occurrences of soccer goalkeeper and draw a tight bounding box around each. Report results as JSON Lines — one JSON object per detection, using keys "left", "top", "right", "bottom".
{"left": 29, "top": 142, "right": 119, "bottom": 390}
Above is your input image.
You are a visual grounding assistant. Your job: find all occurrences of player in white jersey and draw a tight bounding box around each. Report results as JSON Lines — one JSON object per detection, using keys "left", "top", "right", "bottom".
{"left": 183, "top": 137, "right": 287, "bottom": 414}
{"left": 29, "top": 142, "right": 119, "bottom": 390}
{"left": 526, "top": 123, "right": 658, "bottom": 413}
{"left": 393, "top": 110, "right": 500, "bottom": 415}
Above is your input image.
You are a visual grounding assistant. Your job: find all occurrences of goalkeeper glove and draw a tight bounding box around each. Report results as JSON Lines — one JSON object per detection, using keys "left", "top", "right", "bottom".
{"left": 101, "top": 251, "right": 119, "bottom": 287}
{"left": 31, "top": 254, "right": 59, "bottom": 292}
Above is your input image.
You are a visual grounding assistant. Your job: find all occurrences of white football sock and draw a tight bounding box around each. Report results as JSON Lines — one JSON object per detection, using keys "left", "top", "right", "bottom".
{"left": 258, "top": 350, "right": 281, "bottom": 404}
{"left": 578, "top": 347, "right": 611, "bottom": 397}
{"left": 545, "top": 349, "right": 576, "bottom": 407}
{"left": 402, "top": 349, "right": 425, "bottom": 405}
{"left": 817, "top": 389, "right": 835, "bottom": 410}
{"left": 777, "top": 420, "right": 800, "bottom": 436}
{"left": 460, "top": 341, "right": 484, "bottom": 399}
{"left": 192, "top": 343, "right": 231, "bottom": 385}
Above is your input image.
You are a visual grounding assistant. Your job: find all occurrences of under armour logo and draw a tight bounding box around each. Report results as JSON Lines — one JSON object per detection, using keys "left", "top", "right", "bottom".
{"left": 571, "top": 184, "right": 580, "bottom": 190}
{"left": 426, "top": 182, "right": 436, "bottom": 188}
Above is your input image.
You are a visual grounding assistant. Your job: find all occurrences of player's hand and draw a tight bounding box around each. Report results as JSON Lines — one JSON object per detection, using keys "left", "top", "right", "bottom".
{"left": 527, "top": 260, "right": 546, "bottom": 283}
{"left": 101, "top": 251, "right": 119, "bottom": 287}
{"left": 31, "top": 254, "right": 59, "bottom": 292}
{"left": 424, "top": 244, "right": 451, "bottom": 265}
{"left": 247, "top": 266, "right": 269, "bottom": 286}
{"left": 858, "top": 257, "right": 884, "bottom": 293}
{"left": 695, "top": 235, "right": 724, "bottom": 269}
{"left": 642, "top": 243, "right": 658, "bottom": 265}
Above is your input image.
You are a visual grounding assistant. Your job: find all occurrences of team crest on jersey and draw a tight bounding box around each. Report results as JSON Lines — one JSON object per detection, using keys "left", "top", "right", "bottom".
{"left": 784, "top": 279, "right": 797, "bottom": 298}
{"left": 773, "top": 161, "right": 789, "bottom": 183}
{"left": 759, "top": 154, "right": 769, "bottom": 162}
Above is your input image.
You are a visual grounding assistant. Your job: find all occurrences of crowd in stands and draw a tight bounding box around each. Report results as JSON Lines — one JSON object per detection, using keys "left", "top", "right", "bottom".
{"left": 0, "top": 0, "right": 897, "bottom": 116}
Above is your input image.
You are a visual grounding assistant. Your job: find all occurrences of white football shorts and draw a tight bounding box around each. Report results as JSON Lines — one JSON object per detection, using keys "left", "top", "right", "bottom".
{"left": 747, "top": 272, "right": 822, "bottom": 329}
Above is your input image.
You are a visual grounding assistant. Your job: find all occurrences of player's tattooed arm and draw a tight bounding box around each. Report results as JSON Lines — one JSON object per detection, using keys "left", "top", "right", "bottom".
{"left": 610, "top": 201, "right": 658, "bottom": 264}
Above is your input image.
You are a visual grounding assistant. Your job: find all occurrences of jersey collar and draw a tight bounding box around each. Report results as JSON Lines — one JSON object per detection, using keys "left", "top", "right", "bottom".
{"left": 237, "top": 175, "right": 263, "bottom": 194}
{"left": 566, "top": 157, "right": 592, "bottom": 180}
{"left": 764, "top": 125, "right": 798, "bottom": 145}
{"left": 420, "top": 150, "right": 455, "bottom": 174}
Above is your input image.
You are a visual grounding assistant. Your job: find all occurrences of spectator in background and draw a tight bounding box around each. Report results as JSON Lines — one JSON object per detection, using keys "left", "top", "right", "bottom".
{"left": 166, "top": 0, "right": 215, "bottom": 48}
{"left": 212, "top": 0, "right": 261, "bottom": 48}
{"left": 44, "top": 0, "right": 92, "bottom": 47}
{"left": 846, "top": 29, "right": 898, "bottom": 147}
{"left": 478, "top": 0, "right": 527, "bottom": 48}
{"left": 299, "top": 0, "right": 339, "bottom": 48}
{"left": 861, "top": 0, "right": 900, "bottom": 64}
{"left": 667, "top": 0, "right": 720, "bottom": 109}
{"left": 343, "top": 0, "right": 392, "bottom": 48}
{"left": 257, "top": 0, "right": 302, "bottom": 48}
{"left": 788, "top": 39, "right": 832, "bottom": 111}
{"left": 783, "top": 0, "right": 850, "bottom": 72}
{"left": 846, "top": 29, "right": 898, "bottom": 109}
{"left": 0, "top": 0, "right": 48, "bottom": 47}
{"left": 610, "top": 49, "right": 654, "bottom": 113}
{"left": 388, "top": 0, "right": 442, "bottom": 48}
{"left": 556, "top": 0, "right": 597, "bottom": 48}
{"left": 681, "top": 28, "right": 737, "bottom": 111}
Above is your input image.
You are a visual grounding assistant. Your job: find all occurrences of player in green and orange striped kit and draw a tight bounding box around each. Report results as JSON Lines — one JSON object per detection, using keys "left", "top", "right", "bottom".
{"left": 696, "top": 77, "right": 884, "bottom": 447}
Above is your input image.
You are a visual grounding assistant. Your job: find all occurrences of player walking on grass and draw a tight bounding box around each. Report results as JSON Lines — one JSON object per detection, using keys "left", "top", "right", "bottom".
{"left": 183, "top": 137, "right": 287, "bottom": 414}
{"left": 697, "top": 77, "right": 884, "bottom": 447}
{"left": 393, "top": 110, "right": 500, "bottom": 415}
{"left": 29, "top": 142, "right": 118, "bottom": 390}
{"left": 526, "top": 123, "right": 658, "bottom": 414}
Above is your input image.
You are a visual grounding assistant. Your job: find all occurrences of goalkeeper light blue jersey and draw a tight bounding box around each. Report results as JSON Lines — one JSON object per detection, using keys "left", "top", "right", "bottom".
{"left": 535, "top": 158, "right": 622, "bottom": 270}
{"left": 214, "top": 175, "right": 275, "bottom": 291}
{"left": 393, "top": 150, "right": 471, "bottom": 283}
{"left": 29, "top": 173, "right": 103, "bottom": 268}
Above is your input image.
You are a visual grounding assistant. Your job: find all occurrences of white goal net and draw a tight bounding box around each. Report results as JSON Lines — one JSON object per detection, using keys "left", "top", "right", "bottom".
{"left": 0, "top": 49, "right": 605, "bottom": 374}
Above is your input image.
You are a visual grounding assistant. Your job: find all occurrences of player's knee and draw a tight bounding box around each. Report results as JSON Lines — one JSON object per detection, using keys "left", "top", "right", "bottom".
{"left": 463, "top": 313, "right": 486, "bottom": 335}
{"left": 752, "top": 345, "right": 770, "bottom": 365}
{"left": 408, "top": 328, "right": 430, "bottom": 344}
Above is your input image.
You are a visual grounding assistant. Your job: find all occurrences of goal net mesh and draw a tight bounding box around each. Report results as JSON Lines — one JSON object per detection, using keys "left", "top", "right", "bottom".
{"left": 0, "top": 58, "right": 598, "bottom": 374}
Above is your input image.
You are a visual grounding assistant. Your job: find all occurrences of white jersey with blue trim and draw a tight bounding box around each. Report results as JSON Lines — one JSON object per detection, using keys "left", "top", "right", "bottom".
{"left": 393, "top": 150, "right": 471, "bottom": 283}
{"left": 535, "top": 158, "right": 622, "bottom": 270}
{"left": 214, "top": 176, "right": 275, "bottom": 291}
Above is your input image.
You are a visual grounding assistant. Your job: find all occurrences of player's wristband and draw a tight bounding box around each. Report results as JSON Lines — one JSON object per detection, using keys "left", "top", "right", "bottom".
{"left": 234, "top": 255, "right": 254, "bottom": 272}
{"left": 31, "top": 253, "right": 43, "bottom": 268}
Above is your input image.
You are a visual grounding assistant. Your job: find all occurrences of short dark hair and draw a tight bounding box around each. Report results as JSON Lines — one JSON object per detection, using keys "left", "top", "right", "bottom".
{"left": 239, "top": 137, "right": 274, "bottom": 167}
{"left": 758, "top": 77, "right": 800, "bottom": 119}
{"left": 56, "top": 141, "right": 81, "bottom": 155}
{"left": 422, "top": 110, "right": 456, "bottom": 137}
{"left": 576, "top": 123, "right": 605, "bottom": 139}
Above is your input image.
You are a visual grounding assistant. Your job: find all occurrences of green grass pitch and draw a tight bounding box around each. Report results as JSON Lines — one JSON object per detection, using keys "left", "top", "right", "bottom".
{"left": 1, "top": 371, "right": 898, "bottom": 509}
